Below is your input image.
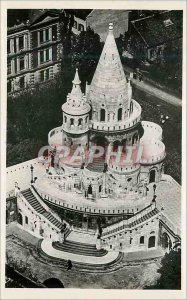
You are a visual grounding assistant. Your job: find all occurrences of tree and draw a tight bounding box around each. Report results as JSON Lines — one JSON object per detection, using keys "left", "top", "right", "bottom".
{"left": 144, "top": 249, "right": 181, "bottom": 289}
{"left": 71, "top": 27, "right": 102, "bottom": 84}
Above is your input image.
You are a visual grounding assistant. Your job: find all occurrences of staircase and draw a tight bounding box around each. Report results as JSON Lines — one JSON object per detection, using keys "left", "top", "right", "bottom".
{"left": 21, "top": 189, "right": 67, "bottom": 232}
{"left": 52, "top": 240, "right": 108, "bottom": 257}
{"left": 86, "top": 156, "right": 105, "bottom": 172}
{"left": 102, "top": 207, "right": 160, "bottom": 238}
{"left": 34, "top": 240, "right": 124, "bottom": 273}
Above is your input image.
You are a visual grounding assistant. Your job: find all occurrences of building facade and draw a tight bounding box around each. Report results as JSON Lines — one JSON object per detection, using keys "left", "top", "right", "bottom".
{"left": 7, "top": 10, "right": 90, "bottom": 95}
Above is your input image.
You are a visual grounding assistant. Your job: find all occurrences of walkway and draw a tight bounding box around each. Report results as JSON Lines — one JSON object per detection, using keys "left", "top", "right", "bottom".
{"left": 6, "top": 158, "right": 46, "bottom": 194}
{"left": 41, "top": 240, "right": 119, "bottom": 265}
{"left": 146, "top": 175, "right": 181, "bottom": 232}
{"left": 123, "top": 64, "right": 182, "bottom": 107}
{"left": 131, "top": 78, "right": 182, "bottom": 107}
{"left": 67, "top": 230, "right": 96, "bottom": 245}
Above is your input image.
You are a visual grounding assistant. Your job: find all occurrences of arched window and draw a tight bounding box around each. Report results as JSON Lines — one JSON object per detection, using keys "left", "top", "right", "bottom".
{"left": 100, "top": 109, "right": 105, "bottom": 122}
{"left": 140, "top": 236, "right": 144, "bottom": 244}
{"left": 64, "top": 116, "right": 67, "bottom": 123}
{"left": 25, "top": 216, "right": 28, "bottom": 224}
{"left": 130, "top": 101, "right": 133, "bottom": 113}
{"left": 78, "top": 118, "right": 83, "bottom": 126}
{"left": 85, "top": 116, "right": 88, "bottom": 123}
{"left": 148, "top": 236, "right": 156, "bottom": 248}
{"left": 118, "top": 108, "right": 122, "bottom": 121}
{"left": 70, "top": 118, "right": 74, "bottom": 126}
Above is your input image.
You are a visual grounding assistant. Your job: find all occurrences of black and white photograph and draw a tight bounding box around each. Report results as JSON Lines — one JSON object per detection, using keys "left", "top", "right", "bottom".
{"left": 1, "top": 1, "right": 186, "bottom": 299}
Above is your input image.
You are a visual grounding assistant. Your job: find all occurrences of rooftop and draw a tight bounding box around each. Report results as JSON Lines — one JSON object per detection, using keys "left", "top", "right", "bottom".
{"left": 131, "top": 10, "right": 183, "bottom": 47}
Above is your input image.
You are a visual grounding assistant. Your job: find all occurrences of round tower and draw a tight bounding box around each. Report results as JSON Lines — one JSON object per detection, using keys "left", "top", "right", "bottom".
{"left": 61, "top": 68, "right": 91, "bottom": 148}
{"left": 87, "top": 23, "right": 143, "bottom": 150}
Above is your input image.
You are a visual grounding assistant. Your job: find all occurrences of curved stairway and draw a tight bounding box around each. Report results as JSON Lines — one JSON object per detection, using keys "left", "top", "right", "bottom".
{"left": 33, "top": 240, "right": 124, "bottom": 274}
{"left": 52, "top": 240, "right": 108, "bottom": 257}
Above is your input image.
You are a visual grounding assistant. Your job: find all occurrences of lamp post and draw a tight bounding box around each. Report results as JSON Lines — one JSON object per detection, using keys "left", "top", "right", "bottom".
{"left": 30, "top": 165, "right": 34, "bottom": 184}
{"left": 160, "top": 114, "right": 169, "bottom": 126}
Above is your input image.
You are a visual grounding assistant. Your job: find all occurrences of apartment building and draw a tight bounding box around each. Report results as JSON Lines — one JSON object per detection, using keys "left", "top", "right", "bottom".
{"left": 7, "top": 9, "right": 92, "bottom": 95}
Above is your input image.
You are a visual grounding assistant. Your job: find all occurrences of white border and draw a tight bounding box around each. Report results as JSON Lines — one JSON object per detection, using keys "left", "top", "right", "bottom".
{"left": 0, "top": 1, "right": 186, "bottom": 299}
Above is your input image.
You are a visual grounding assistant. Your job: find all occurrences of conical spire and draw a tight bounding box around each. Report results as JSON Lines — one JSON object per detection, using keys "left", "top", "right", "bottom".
{"left": 62, "top": 68, "right": 90, "bottom": 115}
{"left": 87, "top": 23, "right": 129, "bottom": 112}
{"left": 70, "top": 68, "right": 82, "bottom": 101}
{"left": 72, "top": 68, "right": 81, "bottom": 85}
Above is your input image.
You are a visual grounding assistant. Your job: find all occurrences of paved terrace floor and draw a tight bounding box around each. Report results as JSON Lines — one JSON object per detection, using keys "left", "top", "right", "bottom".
{"left": 41, "top": 240, "right": 119, "bottom": 264}
{"left": 6, "top": 158, "right": 46, "bottom": 194}
{"left": 35, "top": 177, "right": 151, "bottom": 211}
{"left": 146, "top": 175, "right": 181, "bottom": 230}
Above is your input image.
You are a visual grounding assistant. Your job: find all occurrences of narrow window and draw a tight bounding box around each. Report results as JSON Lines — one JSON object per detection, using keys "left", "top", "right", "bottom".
{"left": 118, "top": 108, "right": 122, "bottom": 121}
{"left": 19, "top": 76, "right": 25, "bottom": 89}
{"left": 140, "top": 236, "right": 144, "bottom": 244}
{"left": 20, "top": 56, "right": 25, "bottom": 70}
{"left": 100, "top": 109, "right": 105, "bottom": 122}
{"left": 19, "top": 36, "right": 24, "bottom": 50}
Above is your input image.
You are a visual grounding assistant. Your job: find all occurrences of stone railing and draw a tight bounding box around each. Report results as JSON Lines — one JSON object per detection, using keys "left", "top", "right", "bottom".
{"left": 108, "top": 162, "right": 140, "bottom": 174}
{"left": 34, "top": 184, "right": 148, "bottom": 216}
{"left": 102, "top": 203, "right": 156, "bottom": 238}
{"left": 62, "top": 123, "right": 89, "bottom": 135}
{"left": 48, "top": 126, "right": 63, "bottom": 147}
{"left": 140, "top": 140, "right": 165, "bottom": 164}
{"left": 141, "top": 121, "right": 163, "bottom": 141}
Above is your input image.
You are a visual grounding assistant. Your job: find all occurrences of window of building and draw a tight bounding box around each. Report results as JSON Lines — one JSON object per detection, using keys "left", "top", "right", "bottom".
{"left": 118, "top": 108, "right": 122, "bottom": 121}
{"left": 39, "top": 48, "right": 51, "bottom": 64}
{"left": 40, "top": 70, "right": 45, "bottom": 82}
{"left": 46, "top": 68, "right": 50, "bottom": 80}
{"left": 39, "top": 28, "right": 50, "bottom": 44}
{"left": 70, "top": 118, "right": 74, "bottom": 125}
{"left": 19, "top": 36, "right": 24, "bottom": 50}
{"left": 78, "top": 118, "right": 83, "bottom": 126}
{"left": 19, "top": 56, "right": 25, "bottom": 71}
{"left": 46, "top": 49, "right": 49, "bottom": 61}
{"left": 7, "top": 80, "right": 12, "bottom": 93}
{"left": 78, "top": 24, "right": 84, "bottom": 32}
{"left": 25, "top": 216, "right": 28, "bottom": 224}
{"left": 40, "top": 51, "right": 44, "bottom": 64}
{"left": 140, "top": 236, "right": 144, "bottom": 244}
{"left": 40, "top": 30, "right": 44, "bottom": 43}
{"left": 100, "top": 108, "right": 105, "bottom": 122}
{"left": 7, "top": 40, "right": 11, "bottom": 54}
{"left": 7, "top": 61, "right": 11, "bottom": 75}
{"left": 19, "top": 76, "right": 25, "bottom": 89}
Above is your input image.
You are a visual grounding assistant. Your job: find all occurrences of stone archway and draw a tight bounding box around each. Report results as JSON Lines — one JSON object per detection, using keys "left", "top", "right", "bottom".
{"left": 118, "top": 108, "right": 122, "bottom": 121}
{"left": 161, "top": 232, "right": 172, "bottom": 251}
{"left": 43, "top": 278, "right": 64, "bottom": 288}
{"left": 132, "top": 132, "right": 139, "bottom": 145}
{"left": 149, "top": 169, "right": 156, "bottom": 183}
{"left": 148, "top": 236, "right": 156, "bottom": 248}
{"left": 100, "top": 108, "right": 106, "bottom": 121}
{"left": 88, "top": 184, "right": 92, "bottom": 195}
{"left": 17, "top": 212, "right": 23, "bottom": 225}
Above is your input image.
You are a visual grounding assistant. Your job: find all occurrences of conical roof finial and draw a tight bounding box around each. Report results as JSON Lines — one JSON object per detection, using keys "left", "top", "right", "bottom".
{"left": 109, "top": 22, "right": 113, "bottom": 32}
{"left": 72, "top": 68, "right": 81, "bottom": 85}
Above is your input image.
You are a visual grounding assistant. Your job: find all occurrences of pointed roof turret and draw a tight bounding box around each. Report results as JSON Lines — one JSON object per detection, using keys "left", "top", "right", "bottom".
{"left": 87, "top": 23, "right": 130, "bottom": 112}
{"left": 72, "top": 68, "right": 81, "bottom": 85}
{"left": 62, "top": 68, "right": 90, "bottom": 115}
